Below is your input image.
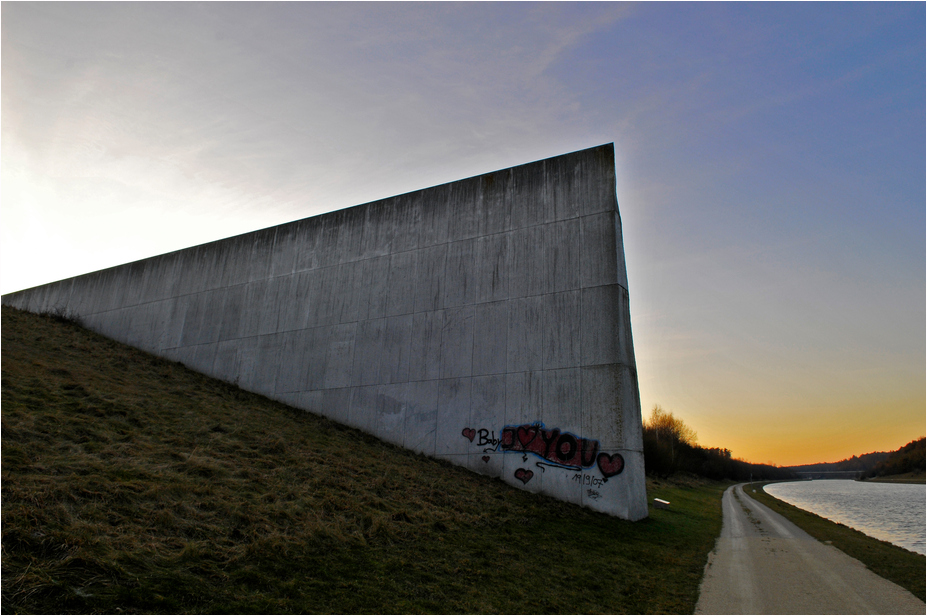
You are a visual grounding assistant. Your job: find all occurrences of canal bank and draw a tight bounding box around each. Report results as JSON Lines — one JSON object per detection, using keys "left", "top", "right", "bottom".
{"left": 696, "top": 484, "right": 925, "bottom": 613}
{"left": 764, "top": 479, "right": 925, "bottom": 555}
{"left": 747, "top": 481, "right": 925, "bottom": 601}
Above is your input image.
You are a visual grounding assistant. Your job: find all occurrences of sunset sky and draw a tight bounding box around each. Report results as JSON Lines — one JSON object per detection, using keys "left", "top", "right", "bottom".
{"left": 2, "top": 3, "right": 923, "bottom": 466}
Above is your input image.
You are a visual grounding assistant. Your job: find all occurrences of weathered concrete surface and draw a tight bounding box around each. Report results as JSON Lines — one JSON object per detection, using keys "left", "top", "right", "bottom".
{"left": 696, "top": 484, "right": 926, "bottom": 614}
{"left": 2, "top": 144, "right": 648, "bottom": 520}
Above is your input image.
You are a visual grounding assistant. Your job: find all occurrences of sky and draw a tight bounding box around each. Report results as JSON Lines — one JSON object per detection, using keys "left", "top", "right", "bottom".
{"left": 2, "top": 2, "right": 924, "bottom": 466}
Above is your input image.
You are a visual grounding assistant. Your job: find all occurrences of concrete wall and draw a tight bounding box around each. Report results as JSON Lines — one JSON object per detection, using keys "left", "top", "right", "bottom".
{"left": 2, "top": 143, "right": 648, "bottom": 520}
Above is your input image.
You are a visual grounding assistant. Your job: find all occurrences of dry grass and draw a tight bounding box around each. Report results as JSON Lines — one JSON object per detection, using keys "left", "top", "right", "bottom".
{"left": 2, "top": 305, "right": 727, "bottom": 613}
{"left": 864, "top": 471, "right": 926, "bottom": 484}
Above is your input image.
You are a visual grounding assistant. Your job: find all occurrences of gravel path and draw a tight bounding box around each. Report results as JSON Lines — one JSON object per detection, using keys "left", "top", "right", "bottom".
{"left": 695, "top": 483, "right": 925, "bottom": 614}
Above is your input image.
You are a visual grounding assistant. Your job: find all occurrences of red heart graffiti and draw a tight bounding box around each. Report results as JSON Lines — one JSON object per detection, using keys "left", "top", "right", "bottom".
{"left": 516, "top": 425, "right": 538, "bottom": 447}
{"left": 596, "top": 452, "right": 624, "bottom": 478}
{"left": 462, "top": 428, "right": 476, "bottom": 442}
{"left": 482, "top": 456, "right": 490, "bottom": 463}
{"left": 514, "top": 468, "right": 534, "bottom": 484}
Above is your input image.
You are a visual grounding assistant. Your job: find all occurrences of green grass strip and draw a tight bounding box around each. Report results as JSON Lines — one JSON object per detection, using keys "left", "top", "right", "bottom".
{"left": 745, "top": 481, "right": 925, "bottom": 601}
{"left": 2, "top": 306, "right": 726, "bottom": 614}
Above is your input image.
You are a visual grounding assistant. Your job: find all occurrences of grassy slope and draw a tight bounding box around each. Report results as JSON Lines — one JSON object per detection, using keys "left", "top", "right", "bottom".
{"left": 864, "top": 471, "right": 926, "bottom": 484}
{"left": 745, "top": 482, "right": 925, "bottom": 601}
{"left": 1, "top": 306, "right": 726, "bottom": 614}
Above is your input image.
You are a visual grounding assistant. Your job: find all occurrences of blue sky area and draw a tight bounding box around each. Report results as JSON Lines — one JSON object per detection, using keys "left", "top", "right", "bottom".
{"left": 2, "top": 2, "right": 923, "bottom": 465}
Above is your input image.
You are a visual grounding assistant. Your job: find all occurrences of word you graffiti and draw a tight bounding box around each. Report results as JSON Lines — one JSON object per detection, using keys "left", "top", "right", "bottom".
{"left": 462, "top": 423, "right": 623, "bottom": 485}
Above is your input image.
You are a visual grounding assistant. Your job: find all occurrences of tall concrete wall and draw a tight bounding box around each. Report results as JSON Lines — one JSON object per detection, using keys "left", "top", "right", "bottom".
{"left": 2, "top": 144, "right": 648, "bottom": 520}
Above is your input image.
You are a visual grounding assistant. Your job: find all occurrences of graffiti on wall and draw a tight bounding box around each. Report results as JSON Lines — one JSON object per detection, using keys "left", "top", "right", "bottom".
{"left": 462, "top": 422, "right": 624, "bottom": 487}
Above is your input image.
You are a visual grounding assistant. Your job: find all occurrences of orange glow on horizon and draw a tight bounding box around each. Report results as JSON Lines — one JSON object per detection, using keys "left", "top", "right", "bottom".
{"left": 647, "top": 396, "right": 926, "bottom": 468}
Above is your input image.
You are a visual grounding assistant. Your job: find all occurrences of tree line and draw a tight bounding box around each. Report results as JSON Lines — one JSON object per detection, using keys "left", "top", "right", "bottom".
{"left": 788, "top": 451, "right": 889, "bottom": 474}
{"left": 861, "top": 437, "right": 925, "bottom": 479}
{"left": 642, "top": 405, "right": 796, "bottom": 481}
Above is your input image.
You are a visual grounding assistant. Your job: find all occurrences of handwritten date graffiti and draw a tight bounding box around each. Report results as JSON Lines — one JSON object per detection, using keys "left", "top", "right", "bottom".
{"left": 573, "top": 472, "right": 607, "bottom": 488}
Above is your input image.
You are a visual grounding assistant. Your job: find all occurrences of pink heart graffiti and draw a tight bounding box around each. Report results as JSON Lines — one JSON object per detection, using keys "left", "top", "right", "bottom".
{"left": 462, "top": 428, "right": 476, "bottom": 442}
{"left": 516, "top": 425, "right": 538, "bottom": 447}
{"left": 482, "top": 456, "right": 490, "bottom": 463}
{"left": 514, "top": 468, "right": 534, "bottom": 484}
{"left": 596, "top": 452, "right": 624, "bottom": 478}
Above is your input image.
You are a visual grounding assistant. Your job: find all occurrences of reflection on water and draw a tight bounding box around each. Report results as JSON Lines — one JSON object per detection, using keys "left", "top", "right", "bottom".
{"left": 764, "top": 479, "right": 926, "bottom": 555}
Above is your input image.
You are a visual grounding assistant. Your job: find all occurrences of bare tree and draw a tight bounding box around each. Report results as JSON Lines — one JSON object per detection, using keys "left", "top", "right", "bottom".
{"left": 645, "top": 405, "right": 697, "bottom": 446}
{"left": 642, "top": 405, "right": 697, "bottom": 474}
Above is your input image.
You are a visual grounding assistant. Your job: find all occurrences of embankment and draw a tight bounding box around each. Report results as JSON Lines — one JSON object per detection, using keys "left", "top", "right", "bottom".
{"left": 1, "top": 306, "right": 723, "bottom": 614}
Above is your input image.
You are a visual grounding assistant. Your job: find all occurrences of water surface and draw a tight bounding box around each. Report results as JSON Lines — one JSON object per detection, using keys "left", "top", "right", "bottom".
{"left": 764, "top": 479, "right": 925, "bottom": 555}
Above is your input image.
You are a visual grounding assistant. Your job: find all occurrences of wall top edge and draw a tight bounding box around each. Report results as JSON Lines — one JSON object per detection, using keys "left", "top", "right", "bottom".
{"left": 1, "top": 143, "right": 616, "bottom": 298}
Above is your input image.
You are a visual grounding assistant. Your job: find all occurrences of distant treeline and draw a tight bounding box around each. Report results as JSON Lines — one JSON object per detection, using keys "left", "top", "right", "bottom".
{"left": 862, "top": 438, "right": 925, "bottom": 479}
{"left": 789, "top": 451, "right": 890, "bottom": 474}
{"left": 786, "top": 437, "right": 926, "bottom": 478}
{"left": 642, "top": 406, "right": 797, "bottom": 482}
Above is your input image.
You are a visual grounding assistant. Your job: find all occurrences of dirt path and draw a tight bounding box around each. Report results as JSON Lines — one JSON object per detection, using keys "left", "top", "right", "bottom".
{"left": 695, "top": 484, "right": 925, "bottom": 614}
